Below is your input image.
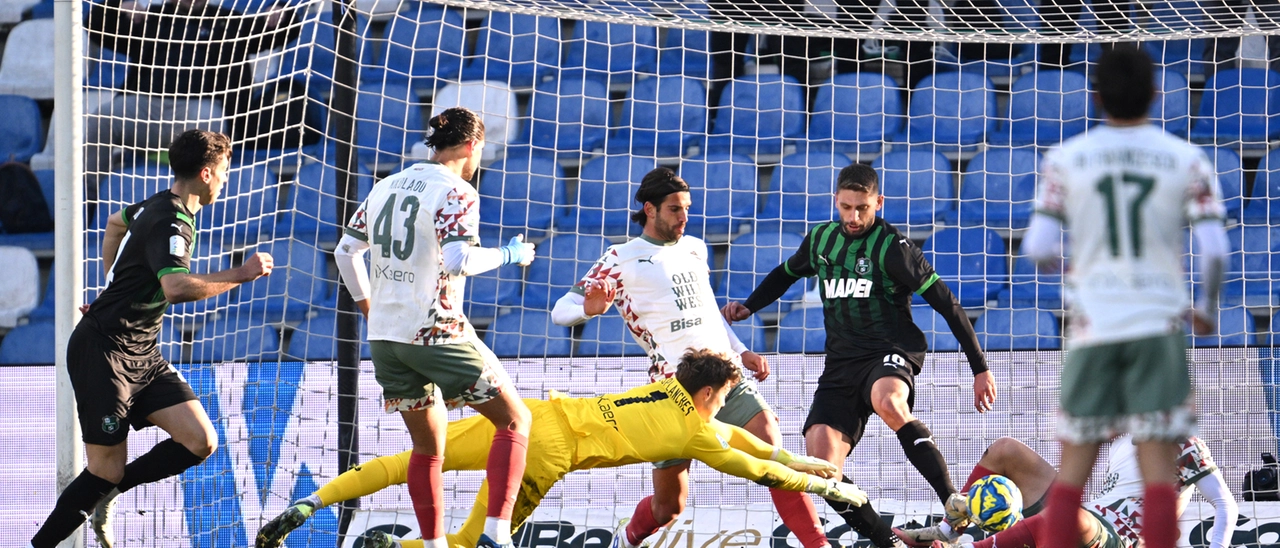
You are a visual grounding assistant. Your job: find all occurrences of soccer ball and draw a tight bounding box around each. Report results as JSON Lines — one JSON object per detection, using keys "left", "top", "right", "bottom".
{"left": 966, "top": 474, "right": 1024, "bottom": 532}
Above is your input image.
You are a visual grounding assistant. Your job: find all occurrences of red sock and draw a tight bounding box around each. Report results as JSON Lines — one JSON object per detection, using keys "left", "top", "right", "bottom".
{"left": 973, "top": 513, "right": 1042, "bottom": 548}
{"left": 770, "top": 488, "right": 828, "bottom": 548}
{"left": 1142, "top": 483, "right": 1179, "bottom": 548}
{"left": 485, "top": 430, "right": 529, "bottom": 520}
{"left": 626, "top": 495, "right": 663, "bottom": 546}
{"left": 965, "top": 464, "right": 998, "bottom": 492}
{"left": 1041, "top": 483, "right": 1084, "bottom": 548}
{"left": 407, "top": 453, "right": 445, "bottom": 539}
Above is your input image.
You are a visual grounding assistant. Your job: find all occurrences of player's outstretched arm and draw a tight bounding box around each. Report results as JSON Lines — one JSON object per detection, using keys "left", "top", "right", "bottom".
{"left": 161, "top": 252, "right": 272, "bottom": 304}
{"left": 441, "top": 234, "right": 536, "bottom": 277}
{"left": 1190, "top": 219, "right": 1229, "bottom": 335}
{"left": 551, "top": 279, "right": 615, "bottom": 326}
{"left": 1192, "top": 469, "right": 1238, "bottom": 548}
{"left": 717, "top": 422, "right": 835, "bottom": 477}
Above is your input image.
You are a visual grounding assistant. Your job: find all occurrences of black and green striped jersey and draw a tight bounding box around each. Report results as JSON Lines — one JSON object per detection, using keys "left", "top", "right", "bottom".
{"left": 83, "top": 190, "right": 195, "bottom": 355}
{"left": 783, "top": 218, "right": 939, "bottom": 367}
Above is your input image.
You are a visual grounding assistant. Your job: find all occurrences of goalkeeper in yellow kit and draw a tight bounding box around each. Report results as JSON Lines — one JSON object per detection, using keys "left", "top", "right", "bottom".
{"left": 257, "top": 350, "right": 867, "bottom": 548}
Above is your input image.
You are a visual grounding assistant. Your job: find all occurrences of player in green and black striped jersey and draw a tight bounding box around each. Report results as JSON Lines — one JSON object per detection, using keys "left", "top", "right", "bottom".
{"left": 723, "top": 164, "right": 997, "bottom": 548}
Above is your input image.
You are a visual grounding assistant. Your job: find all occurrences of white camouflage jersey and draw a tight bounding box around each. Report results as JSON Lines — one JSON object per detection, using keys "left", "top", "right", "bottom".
{"left": 1086, "top": 434, "right": 1219, "bottom": 547}
{"left": 1036, "top": 124, "right": 1226, "bottom": 346}
{"left": 572, "top": 235, "right": 737, "bottom": 380}
{"left": 344, "top": 162, "right": 481, "bottom": 345}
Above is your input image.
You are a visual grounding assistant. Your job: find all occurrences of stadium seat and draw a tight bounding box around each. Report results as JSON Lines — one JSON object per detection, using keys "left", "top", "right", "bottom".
{"left": 0, "top": 165, "right": 55, "bottom": 252}
{"left": 953, "top": 147, "right": 1040, "bottom": 229}
{"left": 97, "top": 162, "right": 173, "bottom": 206}
{"left": 997, "top": 254, "right": 1064, "bottom": 310}
{"left": 974, "top": 308, "right": 1061, "bottom": 350}
{"left": 284, "top": 311, "right": 371, "bottom": 361}
{"left": 564, "top": 20, "right": 659, "bottom": 84}
{"left": 0, "top": 246, "right": 37, "bottom": 328}
{"left": 1190, "top": 68, "right": 1280, "bottom": 145}
{"left": 657, "top": 28, "right": 711, "bottom": 79}
{"left": 509, "top": 233, "right": 612, "bottom": 310}
{"left": 1222, "top": 225, "right": 1280, "bottom": 308}
{"left": 188, "top": 316, "right": 281, "bottom": 363}
{"left": 236, "top": 238, "right": 332, "bottom": 324}
{"left": 477, "top": 147, "right": 567, "bottom": 241}
{"left": 461, "top": 11, "right": 560, "bottom": 88}
{"left": 576, "top": 312, "right": 646, "bottom": 357}
{"left": 607, "top": 75, "right": 707, "bottom": 158}
{"left": 1204, "top": 146, "right": 1244, "bottom": 221}
{"left": 1152, "top": 69, "right": 1191, "bottom": 137}
{"left": 871, "top": 148, "right": 956, "bottom": 229}
{"left": 518, "top": 74, "right": 611, "bottom": 154}
{"left": 910, "top": 304, "right": 961, "bottom": 352}
{"left": 86, "top": 45, "right": 128, "bottom": 90}
{"left": 1146, "top": 39, "right": 1207, "bottom": 78}
{"left": 26, "top": 268, "right": 55, "bottom": 322}
{"left": 431, "top": 81, "right": 519, "bottom": 162}
{"left": 354, "top": 81, "right": 424, "bottom": 169}
{"left": 904, "top": 71, "right": 997, "bottom": 150}
{"left": 559, "top": 155, "right": 655, "bottom": 236}
{"left": 678, "top": 153, "right": 759, "bottom": 240}
{"left": 807, "top": 72, "right": 904, "bottom": 156}
{"left": 995, "top": 69, "right": 1095, "bottom": 147}
{"left": 758, "top": 151, "right": 852, "bottom": 234}
{"left": 361, "top": 2, "right": 466, "bottom": 92}
{"left": 730, "top": 314, "right": 768, "bottom": 353}
{"left": 0, "top": 320, "right": 53, "bottom": 364}
{"left": 0, "top": 95, "right": 43, "bottom": 163}
{"left": 274, "top": 11, "right": 356, "bottom": 96}
{"left": 718, "top": 231, "right": 806, "bottom": 317}
{"left": 198, "top": 163, "right": 279, "bottom": 247}
{"left": 485, "top": 309, "right": 572, "bottom": 358}
{"left": 706, "top": 73, "right": 806, "bottom": 157}
{"left": 1243, "top": 148, "right": 1280, "bottom": 224}
{"left": 1272, "top": 310, "right": 1280, "bottom": 346}
{"left": 776, "top": 306, "right": 825, "bottom": 354}
{"left": 277, "top": 159, "right": 375, "bottom": 245}
{"left": 0, "top": 19, "right": 54, "bottom": 100}
{"left": 0, "top": 0, "right": 40, "bottom": 24}
{"left": 464, "top": 263, "right": 524, "bottom": 323}
{"left": 921, "top": 227, "right": 1008, "bottom": 308}
{"left": 1188, "top": 306, "right": 1255, "bottom": 348}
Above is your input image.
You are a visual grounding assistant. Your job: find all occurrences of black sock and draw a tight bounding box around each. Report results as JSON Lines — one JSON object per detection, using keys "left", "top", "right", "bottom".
{"left": 117, "top": 438, "right": 208, "bottom": 493}
{"left": 824, "top": 477, "right": 896, "bottom": 548}
{"left": 896, "top": 419, "right": 956, "bottom": 502}
{"left": 31, "top": 471, "right": 118, "bottom": 548}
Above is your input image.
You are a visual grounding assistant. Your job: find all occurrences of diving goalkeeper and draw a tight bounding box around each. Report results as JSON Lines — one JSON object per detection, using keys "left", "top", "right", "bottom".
{"left": 258, "top": 349, "right": 866, "bottom": 548}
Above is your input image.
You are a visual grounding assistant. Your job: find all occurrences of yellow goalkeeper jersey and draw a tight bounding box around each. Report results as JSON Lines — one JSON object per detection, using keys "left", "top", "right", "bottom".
{"left": 550, "top": 377, "right": 812, "bottom": 492}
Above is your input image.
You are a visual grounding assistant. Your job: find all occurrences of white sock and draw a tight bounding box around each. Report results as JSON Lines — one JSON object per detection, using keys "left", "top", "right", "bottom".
{"left": 484, "top": 517, "right": 513, "bottom": 545}
{"left": 424, "top": 537, "right": 448, "bottom": 548}
{"left": 938, "top": 522, "right": 953, "bottom": 535}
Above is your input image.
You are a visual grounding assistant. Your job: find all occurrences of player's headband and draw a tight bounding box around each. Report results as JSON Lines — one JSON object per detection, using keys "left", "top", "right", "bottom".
{"left": 634, "top": 168, "right": 690, "bottom": 204}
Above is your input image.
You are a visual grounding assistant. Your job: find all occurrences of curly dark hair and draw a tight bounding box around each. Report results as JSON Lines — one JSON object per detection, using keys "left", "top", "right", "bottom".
{"left": 424, "top": 107, "right": 486, "bottom": 151}
{"left": 675, "top": 349, "right": 742, "bottom": 396}
{"left": 168, "top": 129, "right": 232, "bottom": 179}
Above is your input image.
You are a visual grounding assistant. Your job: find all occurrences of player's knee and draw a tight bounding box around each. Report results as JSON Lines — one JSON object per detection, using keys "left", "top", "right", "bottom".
{"left": 88, "top": 461, "right": 126, "bottom": 484}
{"left": 182, "top": 428, "right": 218, "bottom": 459}
{"left": 980, "top": 437, "right": 1022, "bottom": 469}
{"left": 744, "top": 411, "right": 780, "bottom": 443}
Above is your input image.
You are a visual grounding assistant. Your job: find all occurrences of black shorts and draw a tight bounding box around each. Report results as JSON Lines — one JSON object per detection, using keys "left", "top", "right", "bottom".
{"left": 803, "top": 352, "right": 919, "bottom": 450}
{"left": 68, "top": 326, "right": 198, "bottom": 446}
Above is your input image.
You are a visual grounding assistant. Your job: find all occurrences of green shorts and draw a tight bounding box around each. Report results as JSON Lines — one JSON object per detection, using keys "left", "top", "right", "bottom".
{"left": 1083, "top": 508, "right": 1129, "bottom": 548}
{"left": 654, "top": 379, "right": 772, "bottom": 469}
{"left": 1059, "top": 332, "right": 1195, "bottom": 443}
{"left": 370, "top": 338, "right": 511, "bottom": 413}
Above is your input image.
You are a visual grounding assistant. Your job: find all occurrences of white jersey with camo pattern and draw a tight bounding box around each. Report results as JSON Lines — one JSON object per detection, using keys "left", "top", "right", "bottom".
{"left": 572, "top": 235, "right": 736, "bottom": 381}
{"left": 1086, "top": 434, "right": 1218, "bottom": 547}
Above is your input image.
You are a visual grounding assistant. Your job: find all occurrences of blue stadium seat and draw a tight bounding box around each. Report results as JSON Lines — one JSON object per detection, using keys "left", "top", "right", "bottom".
{"left": 559, "top": 155, "right": 654, "bottom": 236}
{"left": 0, "top": 95, "right": 42, "bottom": 163}
{"left": 1152, "top": 69, "right": 1191, "bottom": 137}
{"left": 953, "top": 147, "right": 1039, "bottom": 229}
{"left": 97, "top": 163, "right": 173, "bottom": 206}
{"left": 236, "top": 239, "right": 332, "bottom": 323}
{"left": 904, "top": 71, "right": 997, "bottom": 150}
{"left": 995, "top": 69, "right": 1095, "bottom": 147}
{"left": 807, "top": 72, "right": 904, "bottom": 155}
{"left": 776, "top": 306, "right": 824, "bottom": 354}
{"left": 871, "top": 148, "right": 956, "bottom": 228}
{"left": 576, "top": 312, "right": 646, "bottom": 357}
{"left": 1204, "top": 146, "right": 1244, "bottom": 221}
{"left": 1243, "top": 148, "right": 1280, "bottom": 224}
{"left": 361, "top": 3, "right": 465, "bottom": 92}
{"left": 730, "top": 314, "right": 768, "bottom": 353}
{"left": 678, "top": 153, "right": 759, "bottom": 240}
{"left": 25, "top": 269, "right": 56, "bottom": 321}
{"left": 0, "top": 167, "right": 55, "bottom": 252}
{"left": 996, "top": 254, "right": 1064, "bottom": 310}
{"left": 1271, "top": 310, "right": 1280, "bottom": 346}
{"left": 1222, "top": 225, "right": 1280, "bottom": 308}
{"left": 477, "top": 147, "right": 566, "bottom": 241}
{"left": 86, "top": 46, "right": 128, "bottom": 90}
{"left": 657, "top": 28, "right": 710, "bottom": 79}
{"left": 0, "top": 320, "right": 53, "bottom": 364}
{"left": 275, "top": 11, "right": 357, "bottom": 96}
{"left": 464, "top": 264, "right": 523, "bottom": 323}
{"left": 921, "top": 227, "right": 1008, "bottom": 308}
{"left": 518, "top": 74, "right": 611, "bottom": 154}
{"left": 1188, "top": 306, "right": 1255, "bottom": 348}
{"left": 461, "top": 11, "right": 560, "bottom": 88}
{"left": 188, "top": 317, "right": 281, "bottom": 363}
{"left": 718, "top": 231, "right": 806, "bottom": 317}
{"left": 1190, "top": 68, "right": 1280, "bottom": 145}
{"left": 758, "top": 151, "right": 852, "bottom": 234}
{"left": 485, "top": 309, "right": 572, "bottom": 358}
{"left": 510, "top": 233, "right": 612, "bottom": 310}
{"left": 197, "top": 163, "right": 279, "bottom": 247}
{"left": 910, "top": 304, "right": 960, "bottom": 352}
{"left": 278, "top": 160, "right": 375, "bottom": 245}
{"left": 974, "top": 308, "right": 1061, "bottom": 350}
{"left": 706, "top": 73, "right": 806, "bottom": 156}
{"left": 607, "top": 75, "right": 707, "bottom": 158}
{"left": 284, "top": 311, "right": 371, "bottom": 361}
{"left": 1145, "top": 39, "right": 1207, "bottom": 78}
{"left": 355, "top": 82, "right": 424, "bottom": 168}
{"left": 564, "top": 20, "right": 658, "bottom": 83}
{"left": 35, "top": 169, "right": 53, "bottom": 218}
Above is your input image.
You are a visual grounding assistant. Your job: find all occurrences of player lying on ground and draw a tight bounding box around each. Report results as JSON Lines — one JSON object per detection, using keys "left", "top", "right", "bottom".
{"left": 257, "top": 349, "right": 867, "bottom": 548}
{"left": 894, "top": 434, "right": 1237, "bottom": 548}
